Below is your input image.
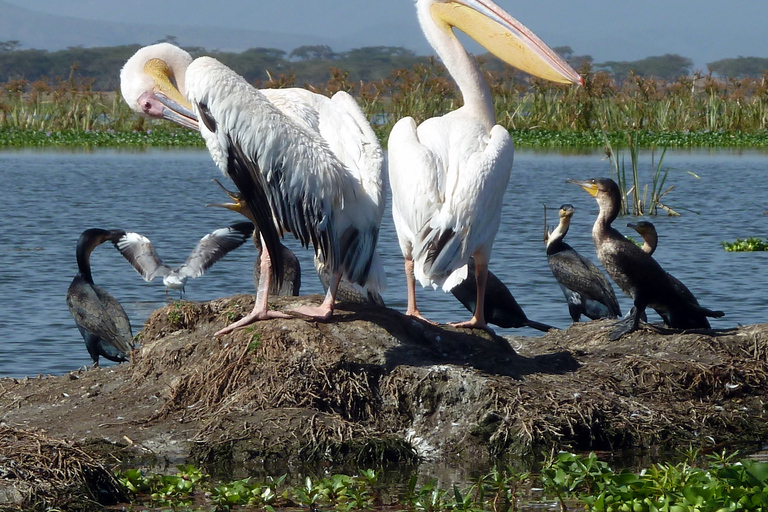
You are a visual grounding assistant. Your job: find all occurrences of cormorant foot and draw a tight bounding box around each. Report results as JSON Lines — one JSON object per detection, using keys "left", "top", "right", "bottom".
{"left": 608, "top": 317, "right": 638, "bottom": 341}
{"left": 215, "top": 309, "right": 291, "bottom": 336}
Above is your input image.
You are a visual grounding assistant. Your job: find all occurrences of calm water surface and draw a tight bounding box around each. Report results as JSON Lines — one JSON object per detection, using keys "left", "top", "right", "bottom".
{"left": 1, "top": 148, "right": 766, "bottom": 377}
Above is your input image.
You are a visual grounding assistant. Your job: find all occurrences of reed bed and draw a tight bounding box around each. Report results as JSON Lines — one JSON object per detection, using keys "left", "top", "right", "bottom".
{"left": 2, "top": 62, "right": 768, "bottom": 147}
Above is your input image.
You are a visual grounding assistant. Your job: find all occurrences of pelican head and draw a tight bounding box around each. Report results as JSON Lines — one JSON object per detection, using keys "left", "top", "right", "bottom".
{"left": 421, "top": 0, "right": 583, "bottom": 85}
{"left": 120, "top": 43, "right": 199, "bottom": 130}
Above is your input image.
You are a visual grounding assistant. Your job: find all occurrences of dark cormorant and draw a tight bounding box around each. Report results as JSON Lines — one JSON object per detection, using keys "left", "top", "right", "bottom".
{"left": 626, "top": 219, "right": 716, "bottom": 326}
{"left": 568, "top": 177, "right": 724, "bottom": 338}
{"left": 626, "top": 220, "right": 657, "bottom": 255}
{"left": 450, "top": 257, "right": 554, "bottom": 332}
{"left": 115, "top": 221, "right": 254, "bottom": 299}
{"left": 66, "top": 228, "right": 136, "bottom": 366}
{"left": 546, "top": 204, "right": 622, "bottom": 322}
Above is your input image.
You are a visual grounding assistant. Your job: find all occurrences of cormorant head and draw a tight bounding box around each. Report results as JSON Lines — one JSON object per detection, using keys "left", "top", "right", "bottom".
{"left": 626, "top": 220, "right": 655, "bottom": 237}
{"left": 77, "top": 228, "right": 127, "bottom": 255}
{"left": 566, "top": 177, "right": 619, "bottom": 198}
{"left": 626, "top": 220, "right": 658, "bottom": 254}
{"left": 566, "top": 177, "right": 622, "bottom": 220}
{"left": 558, "top": 204, "right": 575, "bottom": 221}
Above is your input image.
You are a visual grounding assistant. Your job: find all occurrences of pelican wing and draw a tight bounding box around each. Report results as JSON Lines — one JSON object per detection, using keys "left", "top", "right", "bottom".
{"left": 412, "top": 121, "right": 514, "bottom": 290}
{"left": 185, "top": 57, "right": 360, "bottom": 281}
{"left": 114, "top": 232, "right": 172, "bottom": 281}
{"left": 178, "top": 221, "right": 254, "bottom": 279}
{"left": 388, "top": 116, "right": 445, "bottom": 258}
{"left": 264, "top": 88, "right": 385, "bottom": 220}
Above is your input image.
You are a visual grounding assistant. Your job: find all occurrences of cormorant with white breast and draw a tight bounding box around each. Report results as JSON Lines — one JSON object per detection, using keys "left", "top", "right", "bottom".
{"left": 66, "top": 228, "right": 136, "bottom": 366}
{"left": 568, "top": 177, "right": 724, "bottom": 339}
{"left": 545, "top": 204, "right": 621, "bottom": 322}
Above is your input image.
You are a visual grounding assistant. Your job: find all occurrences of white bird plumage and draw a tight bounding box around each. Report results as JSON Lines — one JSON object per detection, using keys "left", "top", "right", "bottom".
{"left": 120, "top": 44, "right": 385, "bottom": 331}
{"left": 115, "top": 222, "right": 254, "bottom": 298}
{"left": 389, "top": 0, "right": 582, "bottom": 328}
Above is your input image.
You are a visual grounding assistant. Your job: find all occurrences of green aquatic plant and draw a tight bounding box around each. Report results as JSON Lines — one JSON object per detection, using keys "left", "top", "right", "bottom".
{"left": 118, "top": 464, "right": 207, "bottom": 508}
{"left": 115, "top": 451, "right": 768, "bottom": 511}
{"left": 541, "top": 450, "right": 768, "bottom": 512}
{"left": 722, "top": 237, "right": 768, "bottom": 251}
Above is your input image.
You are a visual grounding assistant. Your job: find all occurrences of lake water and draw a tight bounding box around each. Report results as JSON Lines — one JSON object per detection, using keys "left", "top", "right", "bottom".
{"left": 1, "top": 148, "right": 766, "bottom": 378}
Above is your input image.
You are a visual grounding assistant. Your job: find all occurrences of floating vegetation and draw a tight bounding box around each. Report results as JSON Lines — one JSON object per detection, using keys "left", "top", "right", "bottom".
{"left": 542, "top": 450, "right": 768, "bottom": 512}
{"left": 722, "top": 237, "right": 768, "bottom": 252}
{"left": 115, "top": 451, "right": 768, "bottom": 511}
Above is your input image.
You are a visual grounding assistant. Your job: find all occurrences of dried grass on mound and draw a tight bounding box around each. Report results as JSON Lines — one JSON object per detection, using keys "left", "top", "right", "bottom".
{"left": 0, "top": 427, "right": 126, "bottom": 511}
{"left": 132, "top": 297, "right": 409, "bottom": 465}
{"left": 127, "top": 297, "right": 768, "bottom": 465}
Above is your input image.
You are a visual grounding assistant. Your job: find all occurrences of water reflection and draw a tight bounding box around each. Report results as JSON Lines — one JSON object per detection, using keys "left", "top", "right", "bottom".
{"left": 0, "top": 148, "right": 766, "bottom": 377}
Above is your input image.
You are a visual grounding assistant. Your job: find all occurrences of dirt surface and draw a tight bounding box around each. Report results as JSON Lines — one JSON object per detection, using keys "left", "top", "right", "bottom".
{"left": 1, "top": 294, "right": 767, "bottom": 500}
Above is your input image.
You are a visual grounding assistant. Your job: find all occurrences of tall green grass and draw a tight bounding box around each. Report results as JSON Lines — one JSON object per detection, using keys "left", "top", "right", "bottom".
{"left": 2, "top": 63, "right": 768, "bottom": 148}
{"left": 602, "top": 131, "right": 695, "bottom": 216}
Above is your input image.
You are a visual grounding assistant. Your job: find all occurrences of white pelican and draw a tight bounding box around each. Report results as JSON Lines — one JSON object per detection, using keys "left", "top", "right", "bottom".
{"left": 388, "top": 0, "right": 582, "bottom": 328}
{"left": 114, "top": 222, "right": 254, "bottom": 299}
{"left": 120, "top": 44, "right": 385, "bottom": 332}
{"left": 66, "top": 228, "right": 136, "bottom": 366}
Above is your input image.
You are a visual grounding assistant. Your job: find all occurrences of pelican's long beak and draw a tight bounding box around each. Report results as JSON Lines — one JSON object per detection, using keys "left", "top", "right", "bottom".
{"left": 432, "top": 0, "right": 583, "bottom": 85}
{"left": 566, "top": 178, "right": 599, "bottom": 197}
{"left": 142, "top": 58, "right": 199, "bottom": 130}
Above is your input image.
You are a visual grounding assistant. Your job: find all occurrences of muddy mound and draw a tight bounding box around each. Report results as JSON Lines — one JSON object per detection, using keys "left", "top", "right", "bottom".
{"left": 1, "top": 295, "right": 766, "bottom": 477}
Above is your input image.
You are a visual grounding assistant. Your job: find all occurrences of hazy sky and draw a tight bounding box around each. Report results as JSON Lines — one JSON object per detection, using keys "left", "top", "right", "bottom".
{"left": 5, "top": 0, "right": 768, "bottom": 69}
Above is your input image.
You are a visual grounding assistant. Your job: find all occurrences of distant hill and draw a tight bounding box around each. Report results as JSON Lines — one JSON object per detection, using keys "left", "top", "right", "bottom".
{"left": 0, "top": 0, "right": 342, "bottom": 53}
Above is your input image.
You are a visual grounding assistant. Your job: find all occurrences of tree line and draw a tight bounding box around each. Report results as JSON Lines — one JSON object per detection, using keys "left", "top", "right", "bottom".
{"left": 0, "top": 40, "right": 766, "bottom": 92}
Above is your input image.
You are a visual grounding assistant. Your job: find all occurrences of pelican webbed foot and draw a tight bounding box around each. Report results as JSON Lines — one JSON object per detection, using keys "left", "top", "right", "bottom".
{"left": 215, "top": 305, "right": 291, "bottom": 336}
{"left": 449, "top": 317, "right": 492, "bottom": 332}
{"left": 288, "top": 304, "right": 334, "bottom": 321}
{"left": 406, "top": 309, "right": 438, "bottom": 325}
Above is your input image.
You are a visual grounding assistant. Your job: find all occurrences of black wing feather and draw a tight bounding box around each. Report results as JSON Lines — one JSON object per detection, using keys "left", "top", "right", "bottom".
{"left": 224, "top": 132, "right": 285, "bottom": 289}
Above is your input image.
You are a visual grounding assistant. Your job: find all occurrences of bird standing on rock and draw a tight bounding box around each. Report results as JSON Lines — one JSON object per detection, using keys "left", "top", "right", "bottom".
{"left": 568, "top": 177, "right": 724, "bottom": 339}
{"left": 388, "top": 0, "right": 583, "bottom": 329}
{"left": 120, "top": 43, "right": 386, "bottom": 332}
{"left": 545, "top": 204, "right": 622, "bottom": 322}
